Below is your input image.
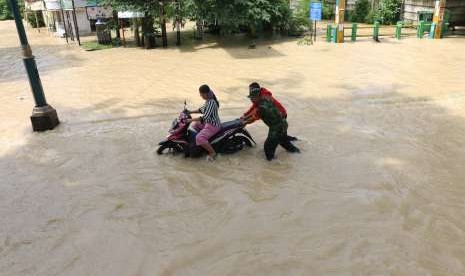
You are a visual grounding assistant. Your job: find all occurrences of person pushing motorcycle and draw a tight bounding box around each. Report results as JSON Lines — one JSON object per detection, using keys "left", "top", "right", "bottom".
{"left": 242, "top": 83, "right": 300, "bottom": 161}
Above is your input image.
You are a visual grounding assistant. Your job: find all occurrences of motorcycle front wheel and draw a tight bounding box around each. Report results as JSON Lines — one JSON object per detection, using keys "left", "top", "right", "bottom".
{"left": 157, "top": 143, "right": 185, "bottom": 155}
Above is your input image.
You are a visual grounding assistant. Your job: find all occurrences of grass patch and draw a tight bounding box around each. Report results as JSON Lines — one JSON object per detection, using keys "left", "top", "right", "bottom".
{"left": 82, "top": 40, "right": 120, "bottom": 51}
{"left": 115, "top": 202, "right": 125, "bottom": 210}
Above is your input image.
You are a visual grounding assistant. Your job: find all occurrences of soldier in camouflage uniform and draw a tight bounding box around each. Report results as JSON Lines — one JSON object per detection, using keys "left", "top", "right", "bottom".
{"left": 243, "top": 83, "right": 300, "bottom": 161}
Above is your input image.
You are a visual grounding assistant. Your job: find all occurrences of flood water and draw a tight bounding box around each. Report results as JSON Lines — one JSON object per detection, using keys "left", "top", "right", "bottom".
{"left": 1, "top": 20, "right": 465, "bottom": 276}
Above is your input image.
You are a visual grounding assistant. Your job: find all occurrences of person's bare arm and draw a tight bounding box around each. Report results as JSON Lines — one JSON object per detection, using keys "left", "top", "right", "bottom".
{"left": 185, "top": 117, "right": 202, "bottom": 123}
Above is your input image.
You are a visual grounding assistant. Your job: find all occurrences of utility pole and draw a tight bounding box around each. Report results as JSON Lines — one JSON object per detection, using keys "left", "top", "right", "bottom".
{"left": 60, "top": 0, "right": 69, "bottom": 44}
{"left": 432, "top": 0, "right": 446, "bottom": 39}
{"left": 71, "top": 0, "right": 81, "bottom": 45}
{"left": 7, "top": 0, "right": 59, "bottom": 132}
{"left": 335, "top": 0, "right": 345, "bottom": 43}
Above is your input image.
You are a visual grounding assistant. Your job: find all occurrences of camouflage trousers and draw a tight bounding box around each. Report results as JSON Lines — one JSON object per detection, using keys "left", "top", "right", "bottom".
{"left": 264, "top": 119, "right": 300, "bottom": 161}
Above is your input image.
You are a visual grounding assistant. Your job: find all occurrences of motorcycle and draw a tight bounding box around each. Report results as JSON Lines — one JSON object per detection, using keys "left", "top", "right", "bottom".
{"left": 157, "top": 103, "right": 255, "bottom": 157}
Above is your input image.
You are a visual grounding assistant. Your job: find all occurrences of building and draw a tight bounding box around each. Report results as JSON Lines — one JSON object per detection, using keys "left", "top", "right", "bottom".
{"left": 402, "top": 0, "right": 465, "bottom": 27}
{"left": 24, "top": 0, "right": 113, "bottom": 39}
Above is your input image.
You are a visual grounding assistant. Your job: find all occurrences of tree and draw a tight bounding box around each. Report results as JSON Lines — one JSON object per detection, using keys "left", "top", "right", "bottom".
{"left": 104, "top": 0, "right": 167, "bottom": 46}
{"left": 102, "top": 0, "right": 300, "bottom": 45}
{"left": 205, "top": 0, "right": 291, "bottom": 36}
{"left": 285, "top": 0, "right": 312, "bottom": 36}
{"left": 0, "top": 0, "right": 13, "bottom": 20}
{"left": 375, "top": 0, "right": 401, "bottom": 25}
{"left": 180, "top": 0, "right": 216, "bottom": 38}
{"left": 350, "top": 0, "right": 370, "bottom": 23}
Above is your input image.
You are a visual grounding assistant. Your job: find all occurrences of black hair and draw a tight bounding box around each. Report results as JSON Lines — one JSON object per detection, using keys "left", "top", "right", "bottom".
{"left": 199, "top": 84, "right": 210, "bottom": 94}
{"left": 249, "top": 82, "right": 260, "bottom": 90}
{"left": 199, "top": 84, "right": 220, "bottom": 107}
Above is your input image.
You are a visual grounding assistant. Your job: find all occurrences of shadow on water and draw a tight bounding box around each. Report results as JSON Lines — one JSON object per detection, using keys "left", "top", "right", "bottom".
{"left": 118, "top": 29, "right": 294, "bottom": 59}
{"left": 1, "top": 84, "right": 465, "bottom": 275}
{"left": 176, "top": 32, "right": 292, "bottom": 59}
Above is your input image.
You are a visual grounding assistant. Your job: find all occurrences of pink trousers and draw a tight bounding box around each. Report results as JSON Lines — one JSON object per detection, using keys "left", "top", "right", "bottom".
{"left": 192, "top": 122, "right": 221, "bottom": 145}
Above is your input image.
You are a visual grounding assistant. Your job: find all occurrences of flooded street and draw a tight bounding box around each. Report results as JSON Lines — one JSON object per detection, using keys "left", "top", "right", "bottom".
{"left": 1, "top": 20, "right": 465, "bottom": 275}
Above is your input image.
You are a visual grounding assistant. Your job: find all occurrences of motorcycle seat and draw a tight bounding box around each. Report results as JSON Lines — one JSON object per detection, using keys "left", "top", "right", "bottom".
{"left": 207, "top": 119, "right": 242, "bottom": 142}
{"left": 220, "top": 119, "right": 242, "bottom": 131}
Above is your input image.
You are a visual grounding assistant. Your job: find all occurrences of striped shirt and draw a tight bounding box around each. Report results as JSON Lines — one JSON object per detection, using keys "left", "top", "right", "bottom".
{"left": 200, "top": 99, "right": 221, "bottom": 128}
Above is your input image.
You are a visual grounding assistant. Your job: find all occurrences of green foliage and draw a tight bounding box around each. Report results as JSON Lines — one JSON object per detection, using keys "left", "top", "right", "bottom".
{"left": 375, "top": 0, "right": 401, "bottom": 25}
{"left": 297, "top": 35, "right": 312, "bottom": 45}
{"left": 213, "top": 0, "right": 292, "bottom": 34}
{"left": 103, "top": 0, "right": 161, "bottom": 16}
{"left": 350, "top": 0, "right": 369, "bottom": 23}
{"left": 82, "top": 39, "right": 119, "bottom": 51}
{"left": 1, "top": 0, "right": 26, "bottom": 21}
{"left": 26, "top": 11, "right": 45, "bottom": 28}
{"left": 287, "top": 0, "right": 312, "bottom": 36}
{"left": 108, "top": 0, "right": 293, "bottom": 35}
{"left": 322, "top": 4, "right": 334, "bottom": 20}
{"left": 365, "top": 10, "right": 375, "bottom": 24}
{"left": 0, "top": 0, "right": 13, "bottom": 20}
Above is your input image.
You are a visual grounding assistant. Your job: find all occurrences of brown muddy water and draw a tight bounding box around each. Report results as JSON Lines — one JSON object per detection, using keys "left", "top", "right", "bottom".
{"left": 1, "top": 20, "right": 465, "bottom": 276}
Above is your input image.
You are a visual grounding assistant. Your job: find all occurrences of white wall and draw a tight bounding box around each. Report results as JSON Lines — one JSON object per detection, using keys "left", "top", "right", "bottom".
{"left": 74, "top": 9, "right": 92, "bottom": 35}
{"left": 63, "top": 9, "right": 92, "bottom": 36}
{"left": 51, "top": 9, "right": 92, "bottom": 38}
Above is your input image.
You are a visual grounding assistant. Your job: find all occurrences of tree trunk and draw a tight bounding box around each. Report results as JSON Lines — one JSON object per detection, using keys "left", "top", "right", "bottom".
{"left": 34, "top": 11, "right": 40, "bottom": 32}
{"left": 249, "top": 24, "right": 257, "bottom": 38}
{"left": 160, "top": 3, "right": 168, "bottom": 47}
{"left": 134, "top": 18, "right": 141, "bottom": 46}
{"left": 113, "top": 11, "right": 120, "bottom": 39}
{"left": 176, "top": 21, "right": 181, "bottom": 45}
{"left": 196, "top": 19, "right": 203, "bottom": 39}
{"left": 175, "top": 0, "right": 181, "bottom": 45}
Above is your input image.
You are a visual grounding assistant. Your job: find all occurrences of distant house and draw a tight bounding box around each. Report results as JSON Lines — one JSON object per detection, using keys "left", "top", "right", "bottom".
{"left": 402, "top": 0, "right": 465, "bottom": 27}
{"left": 24, "top": 0, "right": 113, "bottom": 38}
{"left": 44, "top": 0, "right": 92, "bottom": 37}
{"left": 24, "top": 0, "right": 46, "bottom": 26}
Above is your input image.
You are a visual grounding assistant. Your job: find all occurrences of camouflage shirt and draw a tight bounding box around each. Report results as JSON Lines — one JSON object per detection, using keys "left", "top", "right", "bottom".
{"left": 257, "top": 98, "right": 285, "bottom": 130}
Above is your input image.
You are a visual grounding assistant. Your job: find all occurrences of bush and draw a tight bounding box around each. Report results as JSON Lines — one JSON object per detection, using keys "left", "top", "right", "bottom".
{"left": 376, "top": 0, "right": 402, "bottom": 25}
{"left": 350, "top": 0, "right": 370, "bottom": 23}
{"left": 365, "top": 10, "right": 375, "bottom": 24}
{"left": 297, "top": 35, "right": 313, "bottom": 45}
{"left": 288, "top": 14, "right": 310, "bottom": 36}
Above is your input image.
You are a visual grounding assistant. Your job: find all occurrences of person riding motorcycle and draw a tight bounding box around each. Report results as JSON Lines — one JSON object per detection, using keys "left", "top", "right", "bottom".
{"left": 185, "top": 85, "right": 221, "bottom": 161}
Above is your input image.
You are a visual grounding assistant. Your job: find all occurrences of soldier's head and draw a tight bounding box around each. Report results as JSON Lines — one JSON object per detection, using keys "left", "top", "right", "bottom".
{"left": 248, "top": 82, "right": 261, "bottom": 104}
